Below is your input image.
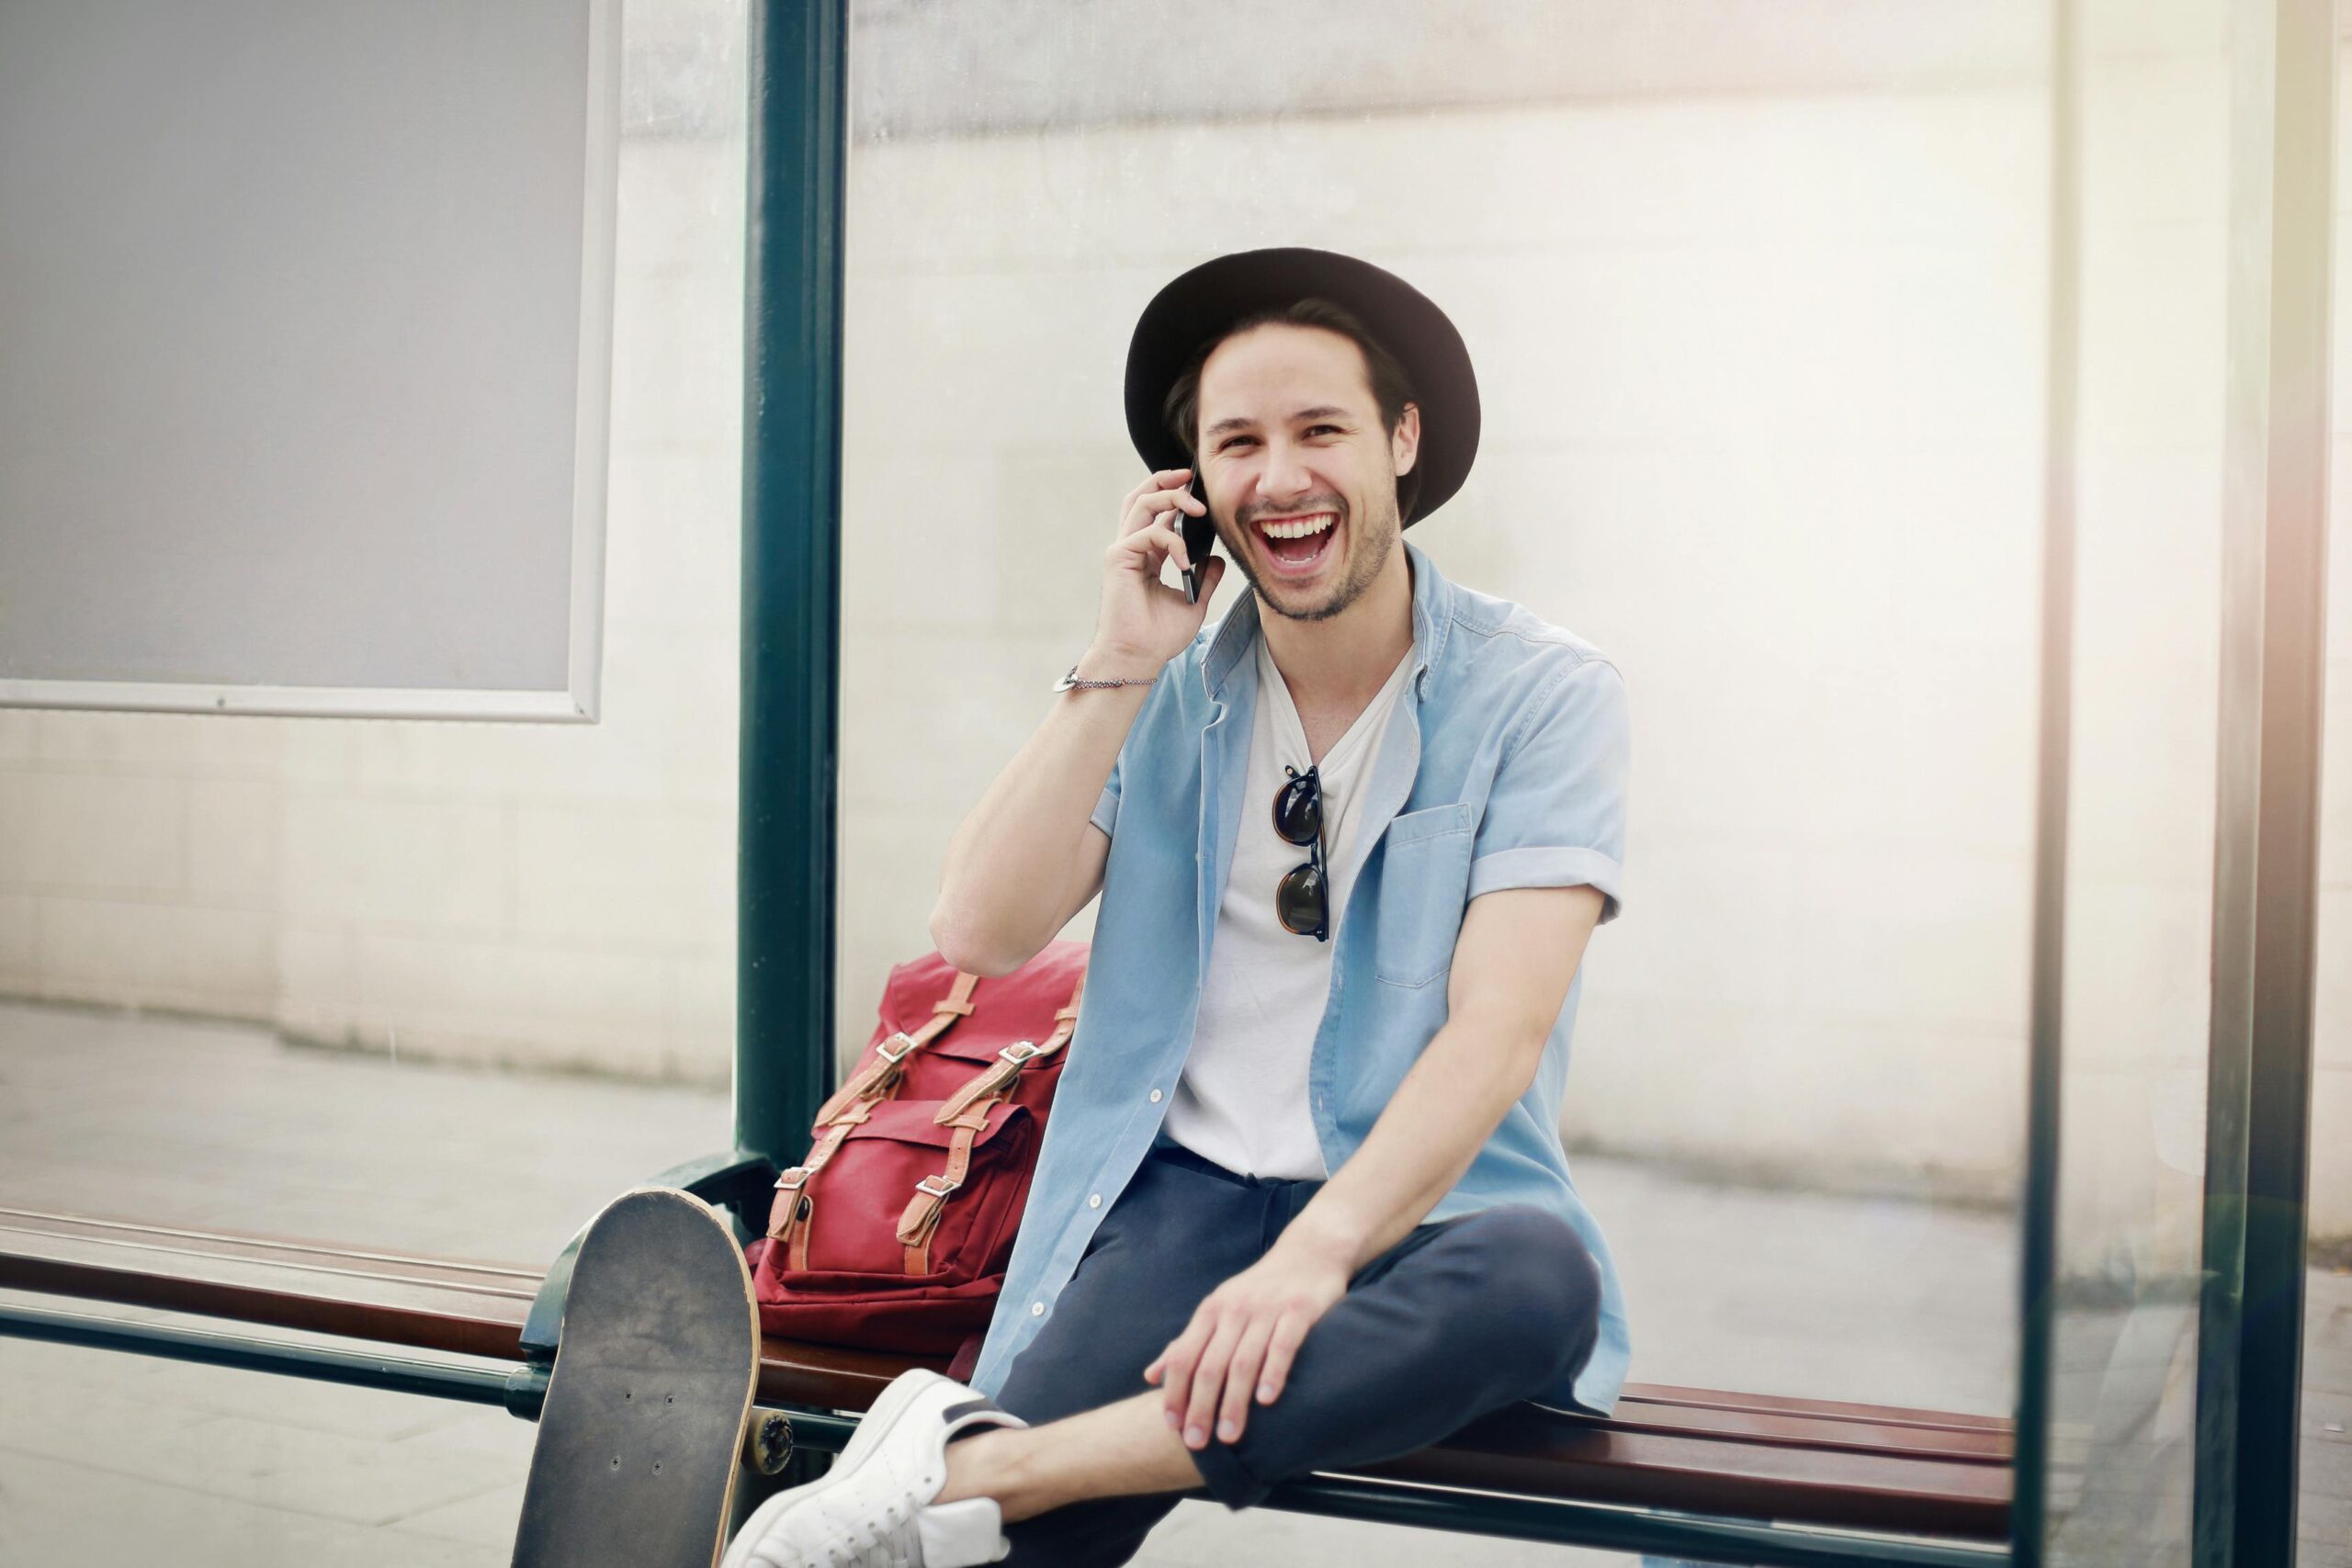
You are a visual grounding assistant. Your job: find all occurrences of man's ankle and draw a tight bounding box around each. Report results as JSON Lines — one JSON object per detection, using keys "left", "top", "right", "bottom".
{"left": 934, "top": 1424, "right": 1035, "bottom": 1519}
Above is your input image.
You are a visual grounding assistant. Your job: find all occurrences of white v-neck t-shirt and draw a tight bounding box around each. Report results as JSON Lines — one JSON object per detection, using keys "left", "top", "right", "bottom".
{"left": 1160, "top": 631, "right": 1416, "bottom": 1180}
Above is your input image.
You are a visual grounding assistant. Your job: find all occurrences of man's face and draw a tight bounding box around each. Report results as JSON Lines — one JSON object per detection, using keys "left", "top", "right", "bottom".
{"left": 1193, "top": 322, "right": 1420, "bottom": 624}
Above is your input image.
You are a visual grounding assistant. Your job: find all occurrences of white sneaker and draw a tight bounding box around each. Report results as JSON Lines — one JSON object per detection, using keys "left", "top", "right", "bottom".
{"left": 721, "top": 1370, "right": 1027, "bottom": 1568}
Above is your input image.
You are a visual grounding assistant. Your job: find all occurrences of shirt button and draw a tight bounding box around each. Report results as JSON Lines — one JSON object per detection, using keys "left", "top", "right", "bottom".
{"left": 1148, "top": 1089, "right": 1163, "bottom": 1103}
{"left": 1089, "top": 1193, "right": 1102, "bottom": 1208}
{"left": 1031, "top": 1301, "right": 1046, "bottom": 1316}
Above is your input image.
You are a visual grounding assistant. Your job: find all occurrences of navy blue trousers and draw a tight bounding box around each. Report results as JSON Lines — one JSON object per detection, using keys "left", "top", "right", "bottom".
{"left": 990, "top": 1140, "right": 1604, "bottom": 1566}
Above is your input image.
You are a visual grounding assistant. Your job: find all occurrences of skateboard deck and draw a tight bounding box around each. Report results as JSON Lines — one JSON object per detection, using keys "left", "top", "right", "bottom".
{"left": 512, "top": 1187, "right": 761, "bottom": 1568}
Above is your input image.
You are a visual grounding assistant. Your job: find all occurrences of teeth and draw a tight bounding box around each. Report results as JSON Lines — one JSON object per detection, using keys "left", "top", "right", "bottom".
{"left": 1259, "top": 513, "right": 1334, "bottom": 540}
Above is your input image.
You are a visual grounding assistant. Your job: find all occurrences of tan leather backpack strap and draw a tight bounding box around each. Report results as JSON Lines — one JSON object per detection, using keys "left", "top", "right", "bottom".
{"left": 932, "top": 1041, "right": 1039, "bottom": 1127}
{"left": 932, "top": 972, "right": 1087, "bottom": 1125}
{"left": 1042, "top": 971, "right": 1083, "bottom": 1049}
{"left": 896, "top": 1101, "right": 993, "bottom": 1274}
{"left": 765, "top": 1099, "right": 873, "bottom": 1270}
{"left": 812, "top": 970, "right": 980, "bottom": 1125}
{"left": 775, "top": 970, "right": 981, "bottom": 1274}
{"left": 898, "top": 973, "right": 1087, "bottom": 1274}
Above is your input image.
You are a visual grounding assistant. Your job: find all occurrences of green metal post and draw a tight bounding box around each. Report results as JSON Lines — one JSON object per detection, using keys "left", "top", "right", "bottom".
{"left": 2010, "top": 2, "right": 2079, "bottom": 1563}
{"left": 739, "top": 0, "right": 850, "bottom": 1170}
{"left": 2194, "top": 3, "right": 2332, "bottom": 1563}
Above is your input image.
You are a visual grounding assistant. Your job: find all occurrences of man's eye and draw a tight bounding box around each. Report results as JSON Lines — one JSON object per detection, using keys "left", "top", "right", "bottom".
{"left": 1221, "top": 436, "right": 1255, "bottom": 451}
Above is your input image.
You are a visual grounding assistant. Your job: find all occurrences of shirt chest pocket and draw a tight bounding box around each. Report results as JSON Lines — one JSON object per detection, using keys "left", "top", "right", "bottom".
{"left": 1372, "top": 802, "right": 1475, "bottom": 989}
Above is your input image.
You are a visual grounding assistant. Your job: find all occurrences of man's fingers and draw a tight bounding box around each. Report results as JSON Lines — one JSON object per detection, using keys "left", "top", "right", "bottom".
{"left": 1119, "top": 475, "right": 1202, "bottom": 536}
{"left": 1153, "top": 1331, "right": 1195, "bottom": 1404}
{"left": 1124, "top": 517, "right": 1185, "bottom": 581}
{"left": 1122, "top": 465, "right": 1187, "bottom": 495}
{"left": 1161, "top": 517, "right": 1193, "bottom": 574}
{"left": 1123, "top": 468, "right": 1187, "bottom": 507}
{"left": 1158, "top": 1316, "right": 1212, "bottom": 1427}
{"left": 1217, "top": 1318, "right": 1276, "bottom": 1443}
{"left": 1112, "top": 515, "right": 1198, "bottom": 583}
{"left": 1113, "top": 507, "right": 1192, "bottom": 565}
{"left": 1257, "top": 1312, "right": 1309, "bottom": 1404}
{"left": 1183, "top": 1315, "right": 1244, "bottom": 1450}
{"left": 1142, "top": 490, "right": 1204, "bottom": 533}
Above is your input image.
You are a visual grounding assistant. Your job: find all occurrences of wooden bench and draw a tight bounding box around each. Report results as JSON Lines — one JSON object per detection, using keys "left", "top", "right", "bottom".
{"left": 0, "top": 1195, "right": 2011, "bottom": 1567}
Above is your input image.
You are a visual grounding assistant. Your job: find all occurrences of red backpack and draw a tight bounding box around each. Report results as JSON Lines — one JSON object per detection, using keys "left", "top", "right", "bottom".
{"left": 745, "top": 941, "right": 1088, "bottom": 1374}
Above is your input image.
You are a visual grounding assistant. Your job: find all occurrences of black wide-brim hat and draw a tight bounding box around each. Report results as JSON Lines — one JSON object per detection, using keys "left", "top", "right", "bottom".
{"left": 1124, "top": 247, "right": 1480, "bottom": 528}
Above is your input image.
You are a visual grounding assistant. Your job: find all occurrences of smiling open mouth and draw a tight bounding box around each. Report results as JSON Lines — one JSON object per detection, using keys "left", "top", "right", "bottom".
{"left": 1255, "top": 511, "right": 1337, "bottom": 571}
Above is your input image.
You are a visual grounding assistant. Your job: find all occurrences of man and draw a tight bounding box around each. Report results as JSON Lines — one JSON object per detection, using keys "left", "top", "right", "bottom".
{"left": 725, "top": 247, "right": 1632, "bottom": 1568}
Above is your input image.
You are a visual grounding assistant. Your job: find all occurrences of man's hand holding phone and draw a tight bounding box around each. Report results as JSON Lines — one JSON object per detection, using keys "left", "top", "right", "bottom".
{"left": 1082, "top": 468, "right": 1226, "bottom": 682}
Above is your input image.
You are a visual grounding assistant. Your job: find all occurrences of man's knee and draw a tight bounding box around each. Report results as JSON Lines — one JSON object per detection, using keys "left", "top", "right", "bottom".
{"left": 1446, "top": 1206, "right": 1603, "bottom": 1382}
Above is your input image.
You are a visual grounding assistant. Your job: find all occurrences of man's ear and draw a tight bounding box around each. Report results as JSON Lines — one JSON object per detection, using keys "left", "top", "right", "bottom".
{"left": 1390, "top": 401, "right": 1421, "bottom": 478}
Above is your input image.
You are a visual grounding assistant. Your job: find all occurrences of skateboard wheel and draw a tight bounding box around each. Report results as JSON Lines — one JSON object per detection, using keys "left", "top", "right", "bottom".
{"left": 744, "top": 1408, "right": 795, "bottom": 1475}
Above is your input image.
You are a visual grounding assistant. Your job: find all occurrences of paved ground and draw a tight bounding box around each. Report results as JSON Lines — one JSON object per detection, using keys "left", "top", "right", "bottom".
{"left": 0, "top": 998, "right": 2340, "bottom": 1564}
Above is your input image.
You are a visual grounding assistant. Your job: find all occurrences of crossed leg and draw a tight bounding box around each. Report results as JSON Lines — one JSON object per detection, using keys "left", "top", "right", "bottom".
{"left": 955, "top": 1151, "right": 1604, "bottom": 1566}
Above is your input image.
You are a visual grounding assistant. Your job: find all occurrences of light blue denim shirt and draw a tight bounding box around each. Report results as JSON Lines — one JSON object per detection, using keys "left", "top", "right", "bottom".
{"left": 968, "top": 538, "right": 1633, "bottom": 1417}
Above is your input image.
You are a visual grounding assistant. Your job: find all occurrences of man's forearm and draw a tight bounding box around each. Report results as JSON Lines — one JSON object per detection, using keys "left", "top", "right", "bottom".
{"left": 938, "top": 468, "right": 1219, "bottom": 976}
{"left": 931, "top": 665, "right": 1154, "bottom": 973}
{"left": 1278, "top": 1017, "right": 1545, "bottom": 1275}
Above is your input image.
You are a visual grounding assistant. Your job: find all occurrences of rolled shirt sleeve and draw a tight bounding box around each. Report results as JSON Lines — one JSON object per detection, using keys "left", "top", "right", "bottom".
{"left": 1466, "top": 656, "right": 1630, "bottom": 922}
{"left": 1090, "top": 754, "right": 1123, "bottom": 840}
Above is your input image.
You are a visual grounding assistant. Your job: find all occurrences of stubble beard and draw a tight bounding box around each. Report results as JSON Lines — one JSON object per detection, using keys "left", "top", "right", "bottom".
{"left": 1218, "top": 486, "right": 1401, "bottom": 626}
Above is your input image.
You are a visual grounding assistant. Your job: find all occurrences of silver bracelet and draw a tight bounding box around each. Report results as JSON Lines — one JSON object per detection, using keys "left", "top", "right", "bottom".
{"left": 1053, "top": 663, "right": 1157, "bottom": 693}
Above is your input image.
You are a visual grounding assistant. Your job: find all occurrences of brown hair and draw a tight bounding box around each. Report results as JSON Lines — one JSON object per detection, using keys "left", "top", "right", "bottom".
{"left": 1159, "top": 297, "right": 1422, "bottom": 523}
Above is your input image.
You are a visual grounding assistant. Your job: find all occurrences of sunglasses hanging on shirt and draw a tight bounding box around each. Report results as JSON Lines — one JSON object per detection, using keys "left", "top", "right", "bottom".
{"left": 1272, "top": 763, "right": 1329, "bottom": 942}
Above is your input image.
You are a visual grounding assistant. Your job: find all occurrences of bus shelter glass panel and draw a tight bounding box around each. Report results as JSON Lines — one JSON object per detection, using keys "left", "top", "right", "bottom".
{"left": 0, "top": 0, "right": 747, "bottom": 1270}
{"left": 2037, "top": 0, "right": 2227, "bottom": 1562}
{"left": 2303, "top": 12, "right": 2352, "bottom": 1560}
{"left": 0, "top": 0, "right": 749, "bottom": 1560}
{"left": 835, "top": 0, "right": 2049, "bottom": 1477}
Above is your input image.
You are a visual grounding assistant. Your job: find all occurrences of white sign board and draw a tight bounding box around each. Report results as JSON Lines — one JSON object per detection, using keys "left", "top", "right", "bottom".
{"left": 0, "top": 0, "right": 617, "bottom": 719}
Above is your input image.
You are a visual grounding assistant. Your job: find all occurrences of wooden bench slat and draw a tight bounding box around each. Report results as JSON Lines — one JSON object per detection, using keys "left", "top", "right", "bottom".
{"left": 747, "top": 1341, "right": 2012, "bottom": 1540}
{"left": 1623, "top": 1382, "right": 2012, "bottom": 1434}
{"left": 0, "top": 1210, "right": 2012, "bottom": 1541}
{"left": 0, "top": 1213, "right": 533, "bottom": 1362}
{"left": 756, "top": 1339, "right": 952, "bottom": 1407}
{"left": 1370, "top": 1412, "right": 2010, "bottom": 1540}
{"left": 0, "top": 1220, "right": 541, "bottom": 1303}
{"left": 749, "top": 1342, "right": 2011, "bottom": 1466}
{"left": 0, "top": 1208, "right": 542, "bottom": 1284}
{"left": 1577, "top": 1398, "right": 2010, "bottom": 1464}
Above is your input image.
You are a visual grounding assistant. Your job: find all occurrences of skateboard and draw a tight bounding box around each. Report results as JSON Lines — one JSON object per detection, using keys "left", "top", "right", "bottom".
{"left": 512, "top": 1187, "right": 762, "bottom": 1568}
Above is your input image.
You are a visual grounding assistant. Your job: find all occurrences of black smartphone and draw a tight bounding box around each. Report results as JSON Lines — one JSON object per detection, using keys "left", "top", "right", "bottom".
{"left": 1180, "top": 469, "right": 1216, "bottom": 604}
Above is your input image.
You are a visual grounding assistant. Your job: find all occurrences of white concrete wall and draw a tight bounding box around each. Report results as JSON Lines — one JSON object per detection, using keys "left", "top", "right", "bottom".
{"left": 3, "top": 6, "right": 2348, "bottom": 1240}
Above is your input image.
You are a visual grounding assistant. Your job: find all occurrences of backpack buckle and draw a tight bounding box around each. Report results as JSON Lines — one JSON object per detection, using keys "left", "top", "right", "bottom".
{"left": 915, "top": 1173, "right": 961, "bottom": 1200}
{"left": 998, "top": 1041, "right": 1040, "bottom": 1067}
{"left": 875, "top": 1032, "right": 919, "bottom": 1065}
